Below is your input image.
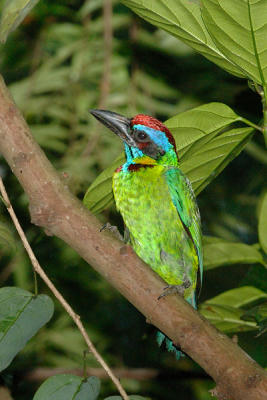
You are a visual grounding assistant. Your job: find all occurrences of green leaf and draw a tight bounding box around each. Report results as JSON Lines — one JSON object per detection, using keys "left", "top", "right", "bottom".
{"left": 200, "top": 303, "right": 257, "bottom": 333}
{"left": 121, "top": 0, "right": 245, "bottom": 78}
{"left": 182, "top": 127, "right": 253, "bottom": 194}
{"left": 0, "top": 0, "right": 41, "bottom": 43}
{"left": 0, "top": 221, "right": 17, "bottom": 254}
{"left": 166, "top": 102, "right": 240, "bottom": 151}
{"left": 79, "top": 0, "right": 103, "bottom": 19}
{"left": 165, "top": 102, "right": 253, "bottom": 194}
{"left": 84, "top": 103, "right": 253, "bottom": 213}
{"left": 83, "top": 155, "right": 124, "bottom": 214}
{"left": 31, "top": 125, "right": 68, "bottom": 153}
{"left": 104, "top": 398, "right": 122, "bottom": 400}
{"left": 203, "top": 237, "right": 264, "bottom": 270}
{"left": 33, "top": 375, "right": 100, "bottom": 400}
{"left": 259, "top": 191, "right": 267, "bottom": 254}
{"left": 205, "top": 286, "right": 267, "bottom": 308}
{"left": 0, "top": 287, "right": 54, "bottom": 371}
{"left": 202, "top": 0, "right": 267, "bottom": 85}
{"left": 257, "top": 319, "right": 267, "bottom": 337}
{"left": 136, "top": 70, "right": 180, "bottom": 99}
{"left": 242, "top": 302, "right": 267, "bottom": 323}
{"left": 200, "top": 286, "right": 267, "bottom": 333}
{"left": 104, "top": 396, "right": 122, "bottom": 400}
{"left": 105, "top": 397, "right": 148, "bottom": 400}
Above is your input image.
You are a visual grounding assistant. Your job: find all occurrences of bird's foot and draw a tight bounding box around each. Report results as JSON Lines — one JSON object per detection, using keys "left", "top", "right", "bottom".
{"left": 100, "top": 222, "right": 124, "bottom": 242}
{"left": 158, "top": 285, "right": 185, "bottom": 300}
{"left": 158, "top": 280, "right": 191, "bottom": 300}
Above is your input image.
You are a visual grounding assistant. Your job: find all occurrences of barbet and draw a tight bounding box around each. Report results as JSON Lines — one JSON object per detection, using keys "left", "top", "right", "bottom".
{"left": 89, "top": 110, "right": 203, "bottom": 358}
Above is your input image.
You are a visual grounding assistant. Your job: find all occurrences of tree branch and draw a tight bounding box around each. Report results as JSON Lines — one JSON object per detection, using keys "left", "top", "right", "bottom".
{"left": 0, "top": 75, "right": 266, "bottom": 400}
{"left": 0, "top": 176, "right": 129, "bottom": 400}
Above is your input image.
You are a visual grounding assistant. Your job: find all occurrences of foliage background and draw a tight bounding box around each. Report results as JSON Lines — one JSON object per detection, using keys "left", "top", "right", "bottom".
{"left": 0, "top": 0, "right": 266, "bottom": 399}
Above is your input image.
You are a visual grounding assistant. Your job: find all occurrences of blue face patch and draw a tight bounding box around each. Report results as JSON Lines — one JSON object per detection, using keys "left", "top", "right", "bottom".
{"left": 122, "top": 124, "right": 174, "bottom": 170}
{"left": 133, "top": 124, "right": 172, "bottom": 153}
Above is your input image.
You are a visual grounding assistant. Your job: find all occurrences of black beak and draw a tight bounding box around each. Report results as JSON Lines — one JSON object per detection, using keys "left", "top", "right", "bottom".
{"left": 89, "top": 109, "right": 134, "bottom": 145}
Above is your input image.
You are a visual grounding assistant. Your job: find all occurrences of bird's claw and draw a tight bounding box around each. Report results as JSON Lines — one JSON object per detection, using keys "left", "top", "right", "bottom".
{"left": 158, "top": 280, "right": 191, "bottom": 300}
{"left": 158, "top": 285, "right": 184, "bottom": 300}
{"left": 100, "top": 222, "right": 124, "bottom": 241}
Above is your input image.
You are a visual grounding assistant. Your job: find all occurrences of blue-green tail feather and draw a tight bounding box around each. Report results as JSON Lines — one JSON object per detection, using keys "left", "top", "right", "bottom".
{"left": 156, "top": 331, "right": 182, "bottom": 359}
{"left": 156, "top": 331, "right": 165, "bottom": 347}
{"left": 188, "top": 292, "right": 197, "bottom": 309}
{"left": 156, "top": 293, "right": 197, "bottom": 360}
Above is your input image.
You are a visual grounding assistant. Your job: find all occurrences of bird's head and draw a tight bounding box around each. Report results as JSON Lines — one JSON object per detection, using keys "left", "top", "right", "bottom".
{"left": 90, "top": 109, "right": 178, "bottom": 165}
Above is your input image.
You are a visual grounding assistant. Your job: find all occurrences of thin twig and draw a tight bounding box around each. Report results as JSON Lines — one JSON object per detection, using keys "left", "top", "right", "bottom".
{"left": 0, "top": 177, "right": 129, "bottom": 400}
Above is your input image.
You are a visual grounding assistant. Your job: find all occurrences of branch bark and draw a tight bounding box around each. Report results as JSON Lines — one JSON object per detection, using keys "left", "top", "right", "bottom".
{"left": 0, "top": 75, "right": 266, "bottom": 400}
{"left": 0, "top": 176, "right": 129, "bottom": 400}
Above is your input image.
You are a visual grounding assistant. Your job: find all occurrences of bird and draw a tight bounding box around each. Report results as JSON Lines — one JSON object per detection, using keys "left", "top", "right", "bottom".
{"left": 87, "top": 109, "right": 203, "bottom": 358}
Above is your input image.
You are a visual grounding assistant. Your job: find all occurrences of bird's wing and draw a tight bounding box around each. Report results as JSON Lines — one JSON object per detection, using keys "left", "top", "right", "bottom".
{"left": 164, "top": 167, "right": 203, "bottom": 291}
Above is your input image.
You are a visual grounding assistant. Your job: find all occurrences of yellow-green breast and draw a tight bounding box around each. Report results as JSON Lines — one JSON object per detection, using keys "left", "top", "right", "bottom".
{"left": 113, "top": 165, "right": 198, "bottom": 299}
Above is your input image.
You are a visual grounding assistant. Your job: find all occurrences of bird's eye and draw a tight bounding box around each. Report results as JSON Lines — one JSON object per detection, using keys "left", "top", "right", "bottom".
{"left": 135, "top": 130, "right": 148, "bottom": 141}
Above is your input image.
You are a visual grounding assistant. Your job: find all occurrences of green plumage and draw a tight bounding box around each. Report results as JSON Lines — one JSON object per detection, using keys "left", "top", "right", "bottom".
{"left": 113, "top": 163, "right": 201, "bottom": 307}
{"left": 87, "top": 109, "right": 203, "bottom": 358}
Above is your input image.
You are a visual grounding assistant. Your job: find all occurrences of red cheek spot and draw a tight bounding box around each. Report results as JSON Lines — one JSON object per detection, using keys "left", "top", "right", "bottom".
{"left": 137, "top": 142, "right": 149, "bottom": 149}
{"left": 115, "top": 165, "right": 122, "bottom": 172}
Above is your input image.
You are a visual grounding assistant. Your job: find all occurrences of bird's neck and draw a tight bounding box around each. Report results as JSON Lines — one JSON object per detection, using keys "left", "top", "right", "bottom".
{"left": 124, "top": 144, "right": 178, "bottom": 169}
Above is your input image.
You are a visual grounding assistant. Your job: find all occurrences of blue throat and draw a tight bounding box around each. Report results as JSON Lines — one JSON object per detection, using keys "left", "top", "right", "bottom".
{"left": 121, "top": 143, "right": 142, "bottom": 172}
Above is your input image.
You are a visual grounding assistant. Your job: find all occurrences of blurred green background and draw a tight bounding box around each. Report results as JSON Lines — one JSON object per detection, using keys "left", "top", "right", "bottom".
{"left": 0, "top": 0, "right": 266, "bottom": 399}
